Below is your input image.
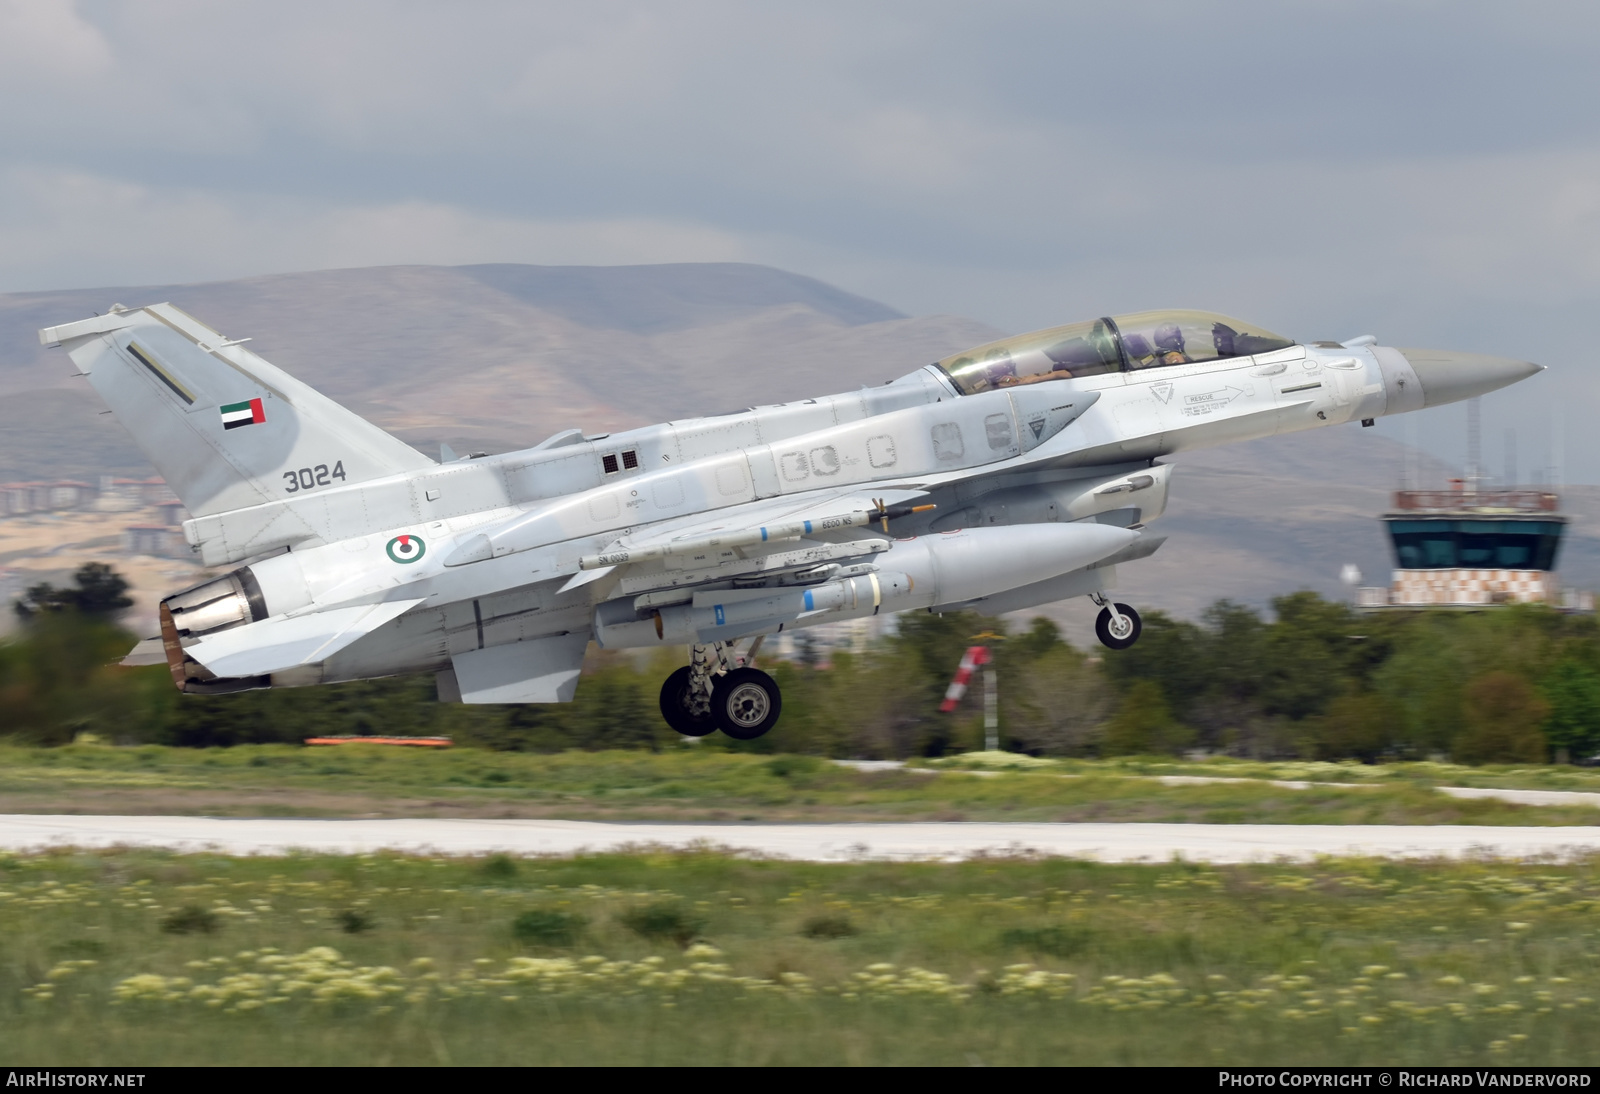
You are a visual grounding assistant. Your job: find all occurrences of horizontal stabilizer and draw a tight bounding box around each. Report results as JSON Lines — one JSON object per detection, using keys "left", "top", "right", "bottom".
{"left": 185, "top": 598, "right": 424, "bottom": 678}
{"left": 119, "top": 636, "right": 167, "bottom": 667}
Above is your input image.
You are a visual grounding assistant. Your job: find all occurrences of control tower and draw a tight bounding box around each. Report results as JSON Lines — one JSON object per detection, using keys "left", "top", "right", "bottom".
{"left": 1357, "top": 484, "right": 1591, "bottom": 610}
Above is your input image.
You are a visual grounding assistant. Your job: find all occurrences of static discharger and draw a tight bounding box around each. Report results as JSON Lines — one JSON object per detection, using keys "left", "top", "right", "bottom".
{"left": 578, "top": 500, "right": 936, "bottom": 570}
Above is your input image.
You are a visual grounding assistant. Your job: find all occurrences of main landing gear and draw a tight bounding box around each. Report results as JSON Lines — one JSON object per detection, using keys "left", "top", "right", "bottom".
{"left": 1090, "top": 593, "right": 1142, "bottom": 651}
{"left": 659, "top": 637, "right": 782, "bottom": 740}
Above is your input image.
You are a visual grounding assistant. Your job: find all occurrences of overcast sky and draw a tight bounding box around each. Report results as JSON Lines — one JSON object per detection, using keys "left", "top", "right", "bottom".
{"left": 4, "top": 1, "right": 1599, "bottom": 477}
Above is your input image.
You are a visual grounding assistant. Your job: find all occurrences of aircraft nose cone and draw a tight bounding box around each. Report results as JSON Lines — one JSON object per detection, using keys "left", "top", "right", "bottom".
{"left": 1399, "top": 348, "right": 1543, "bottom": 408}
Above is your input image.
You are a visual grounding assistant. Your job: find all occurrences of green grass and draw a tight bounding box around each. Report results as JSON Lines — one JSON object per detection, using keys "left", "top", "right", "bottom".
{"left": 3, "top": 849, "right": 1600, "bottom": 1065}
{"left": 925, "top": 752, "right": 1600, "bottom": 791}
{"left": 1, "top": 743, "right": 1598, "bottom": 825}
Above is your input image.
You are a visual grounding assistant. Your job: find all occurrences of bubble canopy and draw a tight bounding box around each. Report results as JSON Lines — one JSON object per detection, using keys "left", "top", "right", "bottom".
{"left": 936, "top": 310, "right": 1296, "bottom": 396}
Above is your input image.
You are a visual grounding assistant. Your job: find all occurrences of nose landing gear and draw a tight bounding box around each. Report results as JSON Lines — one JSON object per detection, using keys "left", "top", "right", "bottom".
{"left": 1090, "top": 594, "right": 1142, "bottom": 650}
{"left": 659, "top": 637, "right": 782, "bottom": 739}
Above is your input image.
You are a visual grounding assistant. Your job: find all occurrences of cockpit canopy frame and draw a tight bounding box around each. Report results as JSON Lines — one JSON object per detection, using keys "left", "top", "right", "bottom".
{"left": 936, "top": 309, "right": 1296, "bottom": 396}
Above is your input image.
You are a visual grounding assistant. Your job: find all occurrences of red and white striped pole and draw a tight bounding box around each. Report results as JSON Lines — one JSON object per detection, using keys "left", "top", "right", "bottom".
{"left": 941, "top": 640, "right": 1002, "bottom": 751}
{"left": 939, "top": 645, "right": 990, "bottom": 713}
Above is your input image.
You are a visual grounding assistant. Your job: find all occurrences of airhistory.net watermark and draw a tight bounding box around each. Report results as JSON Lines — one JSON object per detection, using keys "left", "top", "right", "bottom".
{"left": 5, "top": 1075, "right": 146, "bottom": 1088}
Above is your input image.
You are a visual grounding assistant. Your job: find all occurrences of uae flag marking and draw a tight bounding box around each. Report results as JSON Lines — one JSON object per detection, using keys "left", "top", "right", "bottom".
{"left": 220, "top": 398, "right": 266, "bottom": 430}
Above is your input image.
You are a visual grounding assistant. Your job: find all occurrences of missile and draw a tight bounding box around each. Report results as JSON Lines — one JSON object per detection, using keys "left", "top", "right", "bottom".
{"left": 578, "top": 501, "right": 935, "bottom": 570}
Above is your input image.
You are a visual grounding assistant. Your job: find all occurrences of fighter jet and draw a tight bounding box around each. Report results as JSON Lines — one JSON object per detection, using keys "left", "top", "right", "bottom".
{"left": 39, "top": 304, "right": 1540, "bottom": 739}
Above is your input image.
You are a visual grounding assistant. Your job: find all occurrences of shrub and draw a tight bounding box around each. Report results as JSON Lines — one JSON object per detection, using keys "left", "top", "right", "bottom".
{"left": 1302, "top": 691, "right": 1397, "bottom": 762}
{"left": 1541, "top": 659, "right": 1600, "bottom": 762}
{"left": 481, "top": 853, "right": 519, "bottom": 880}
{"left": 619, "top": 901, "right": 705, "bottom": 946}
{"left": 160, "top": 905, "right": 219, "bottom": 935}
{"left": 1453, "top": 672, "right": 1550, "bottom": 765}
{"left": 512, "top": 909, "right": 586, "bottom": 947}
{"left": 766, "top": 755, "right": 821, "bottom": 779}
{"left": 799, "top": 914, "right": 858, "bottom": 939}
{"left": 337, "top": 909, "right": 374, "bottom": 934}
{"left": 1102, "top": 680, "right": 1193, "bottom": 756}
{"left": 1000, "top": 926, "right": 1092, "bottom": 957}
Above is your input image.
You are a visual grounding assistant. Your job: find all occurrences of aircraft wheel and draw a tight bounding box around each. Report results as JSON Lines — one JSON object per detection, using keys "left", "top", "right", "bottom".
{"left": 660, "top": 667, "right": 717, "bottom": 737}
{"left": 712, "top": 667, "right": 782, "bottom": 740}
{"left": 1095, "top": 603, "right": 1142, "bottom": 650}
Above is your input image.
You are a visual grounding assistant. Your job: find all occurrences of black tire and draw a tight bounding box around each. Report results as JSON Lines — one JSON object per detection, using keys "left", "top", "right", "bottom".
{"left": 712, "top": 667, "right": 783, "bottom": 740}
{"left": 1095, "top": 603, "right": 1142, "bottom": 650}
{"left": 659, "top": 666, "right": 717, "bottom": 737}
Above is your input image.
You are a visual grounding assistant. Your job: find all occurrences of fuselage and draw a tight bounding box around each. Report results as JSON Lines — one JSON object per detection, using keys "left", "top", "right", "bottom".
{"left": 63, "top": 305, "right": 1532, "bottom": 697}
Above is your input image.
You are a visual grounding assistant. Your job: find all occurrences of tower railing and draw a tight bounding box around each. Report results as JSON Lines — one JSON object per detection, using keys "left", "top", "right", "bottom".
{"left": 1392, "top": 489, "right": 1559, "bottom": 513}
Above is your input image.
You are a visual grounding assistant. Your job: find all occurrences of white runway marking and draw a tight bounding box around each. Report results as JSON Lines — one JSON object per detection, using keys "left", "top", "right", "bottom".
{"left": 4, "top": 816, "right": 1600, "bottom": 862}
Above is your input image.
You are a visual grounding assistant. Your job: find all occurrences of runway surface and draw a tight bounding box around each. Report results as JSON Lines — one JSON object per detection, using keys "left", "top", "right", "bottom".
{"left": 835, "top": 762, "right": 1600, "bottom": 809}
{"left": 5, "top": 815, "right": 1600, "bottom": 862}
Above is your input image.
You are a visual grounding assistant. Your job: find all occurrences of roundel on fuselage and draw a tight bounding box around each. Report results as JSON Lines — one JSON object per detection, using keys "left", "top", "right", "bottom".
{"left": 386, "top": 534, "right": 426, "bottom": 564}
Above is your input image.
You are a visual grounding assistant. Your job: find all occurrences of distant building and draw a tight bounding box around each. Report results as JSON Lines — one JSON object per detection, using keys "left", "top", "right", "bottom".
{"left": 92, "top": 476, "right": 171, "bottom": 512}
{"left": 48, "top": 481, "right": 94, "bottom": 509}
{"left": 122, "top": 524, "right": 188, "bottom": 558}
{"left": 0, "top": 484, "right": 32, "bottom": 516}
{"left": 1, "top": 480, "right": 98, "bottom": 516}
{"left": 1357, "top": 485, "right": 1593, "bottom": 612}
{"left": 0, "top": 475, "right": 179, "bottom": 519}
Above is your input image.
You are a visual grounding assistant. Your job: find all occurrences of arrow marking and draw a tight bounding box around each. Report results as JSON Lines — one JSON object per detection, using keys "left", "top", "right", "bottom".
{"left": 1181, "top": 386, "right": 1244, "bottom": 417}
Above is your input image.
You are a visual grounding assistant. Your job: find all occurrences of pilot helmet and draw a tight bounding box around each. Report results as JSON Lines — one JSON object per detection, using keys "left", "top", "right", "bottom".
{"left": 1154, "top": 323, "right": 1185, "bottom": 355}
{"left": 983, "top": 349, "right": 1017, "bottom": 381}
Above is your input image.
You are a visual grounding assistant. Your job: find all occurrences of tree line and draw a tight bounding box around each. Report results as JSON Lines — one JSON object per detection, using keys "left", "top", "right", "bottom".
{"left": 3, "top": 565, "right": 1597, "bottom": 764}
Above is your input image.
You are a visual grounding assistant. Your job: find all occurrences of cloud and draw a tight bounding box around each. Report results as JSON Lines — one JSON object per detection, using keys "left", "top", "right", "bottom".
{"left": 4, "top": 1, "right": 1600, "bottom": 474}
{"left": 0, "top": 0, "right": 112, "bottom": 81}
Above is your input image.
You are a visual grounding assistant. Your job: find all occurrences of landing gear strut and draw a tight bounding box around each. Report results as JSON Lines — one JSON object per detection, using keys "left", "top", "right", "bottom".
{"left": 1090, "top": 594, "right": 1142, "bottom": 651}
{"left": 659, "top": 637, "right": 782, "bottom": 739}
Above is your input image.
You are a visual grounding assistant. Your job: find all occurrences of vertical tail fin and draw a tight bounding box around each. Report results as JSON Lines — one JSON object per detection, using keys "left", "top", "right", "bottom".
{"left": 40, "top": 303, "right": 433, "bottom": 517}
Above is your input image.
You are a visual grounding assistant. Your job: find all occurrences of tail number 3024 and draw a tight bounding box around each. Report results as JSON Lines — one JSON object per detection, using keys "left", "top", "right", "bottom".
{"left": 283, "top": 461, "right": 347, "bottom": 493}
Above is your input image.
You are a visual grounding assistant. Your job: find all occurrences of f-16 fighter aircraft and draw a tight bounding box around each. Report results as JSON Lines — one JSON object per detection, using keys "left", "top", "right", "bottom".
{"left": 40, "top": 304, "right": 1540, "bottom": 739}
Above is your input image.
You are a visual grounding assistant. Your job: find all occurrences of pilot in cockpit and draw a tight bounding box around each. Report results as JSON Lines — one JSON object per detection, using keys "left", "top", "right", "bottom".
{"left": 983, "top": 348, "right": 1019, "bottom": 388}
{"left": 1153, "top": 322, "right": 1191, "bottom": 365}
